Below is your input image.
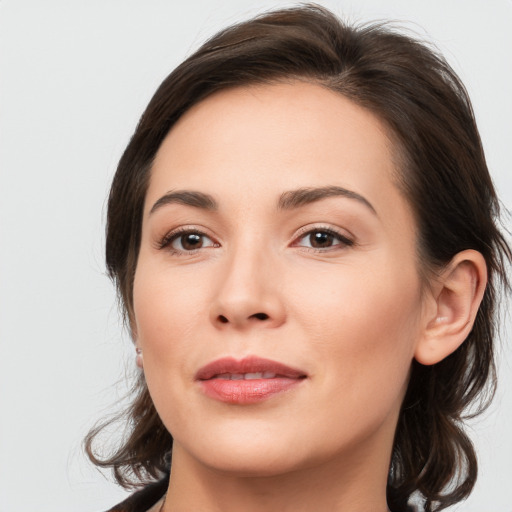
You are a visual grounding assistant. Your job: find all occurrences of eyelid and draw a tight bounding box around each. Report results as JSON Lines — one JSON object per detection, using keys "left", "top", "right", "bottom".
{"left": 291, "top": 224, "right": 355, "bottom": 250}
{"left": 155, "top": 223, "right": 354, "bottom": 254}
{"left": 157, "top": 225, "right": 220, "bottom": 253}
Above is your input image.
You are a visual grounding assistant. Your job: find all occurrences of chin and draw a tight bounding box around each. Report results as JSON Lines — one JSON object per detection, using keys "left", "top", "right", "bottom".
{"left": 203, "top": 450, "right": 308, "bottom": 478}
{"left": 175, "top": 422, "right": 313, "bottom": 477}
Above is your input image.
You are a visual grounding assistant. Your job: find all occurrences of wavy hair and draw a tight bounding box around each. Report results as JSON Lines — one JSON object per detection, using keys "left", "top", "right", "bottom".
{"left": 85, "top": 5, "right": 511, "bottom": 511}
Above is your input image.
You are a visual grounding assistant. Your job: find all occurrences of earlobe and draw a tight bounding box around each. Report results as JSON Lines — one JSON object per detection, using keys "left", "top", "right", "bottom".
{"left": 414, "top": 250, "right": 487, "bottom": 366}
{"left": 135, "top": 347, "right": 144, "bottom": 368}
{"left": 130, "top": 318, "right": 143, "bottom": 368}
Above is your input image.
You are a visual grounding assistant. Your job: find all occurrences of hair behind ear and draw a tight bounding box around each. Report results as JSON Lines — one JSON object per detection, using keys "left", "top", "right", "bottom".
{"left": 390, "top": 248, "right": 502, "bottom": 511}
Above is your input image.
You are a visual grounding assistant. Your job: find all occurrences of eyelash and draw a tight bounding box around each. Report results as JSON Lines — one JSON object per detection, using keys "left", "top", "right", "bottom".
{"left": 292, "top": 226, "right": 354, "bottom": 252}
{"left": 158, "top": 226, "right": 354, "bottom": 255}
{"left": 158, "top": 227, "right": 218, "bottom": 254}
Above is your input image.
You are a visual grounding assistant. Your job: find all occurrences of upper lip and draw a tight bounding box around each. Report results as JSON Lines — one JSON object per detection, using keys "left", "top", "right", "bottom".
{"left": 195, "top": 356, "right": 307, "bottom": 380}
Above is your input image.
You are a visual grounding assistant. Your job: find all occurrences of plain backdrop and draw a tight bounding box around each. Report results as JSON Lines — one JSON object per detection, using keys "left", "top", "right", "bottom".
{"left": 0, "top": 1, "right": 511, "bottom": 511}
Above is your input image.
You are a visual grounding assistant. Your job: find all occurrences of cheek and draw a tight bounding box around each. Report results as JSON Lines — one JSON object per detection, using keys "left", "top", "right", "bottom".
{"left": 132, "top": 261, "right": 208, "bottom": 425}
{"left": 132, "top": 261, "right": 206, "bottom": 370}
{"left": 291, "top": 260, "right": 422, "bottom": 396}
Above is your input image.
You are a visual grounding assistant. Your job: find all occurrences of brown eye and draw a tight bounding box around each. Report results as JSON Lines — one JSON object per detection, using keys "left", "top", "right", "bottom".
{"left": 164, "top": 230, "right": 217, "bottom": 252}
{"left": 179, "top": 233, "right": 204, "bottom": 250}
{"left": 295, "top": 228, "right": 353, "bottom": 250}
{"left": 309, "top": 231, "right": 335, "bottom": 248}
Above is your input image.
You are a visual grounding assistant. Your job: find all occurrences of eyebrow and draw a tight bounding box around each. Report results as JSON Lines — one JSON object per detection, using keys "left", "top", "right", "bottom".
{"left": 150, "top": 190, "right": 218, "bottom": 214}
{"left": 278, "top": 186, "right": 377, "bottom": 215}
{"left": 149, "top": 185, "right": 376, "bottom": 216}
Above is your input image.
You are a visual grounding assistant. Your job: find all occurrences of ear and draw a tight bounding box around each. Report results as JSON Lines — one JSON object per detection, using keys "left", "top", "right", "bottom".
{"left": 415, "top": 250, "right": 487, "bottom": 366}
{"left": 128, "top": 308, "right": 147, "bottom": 369}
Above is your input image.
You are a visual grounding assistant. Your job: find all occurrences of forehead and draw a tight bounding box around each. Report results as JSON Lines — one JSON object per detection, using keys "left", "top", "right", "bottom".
{"left": 147, "top": 82, "right": 406, "bottom": 222}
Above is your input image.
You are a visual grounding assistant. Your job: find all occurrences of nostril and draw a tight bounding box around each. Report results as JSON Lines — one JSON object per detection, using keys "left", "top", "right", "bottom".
{"left": 251, "top": 312, "right": 269, "bottom": 321}
{"left": 216, "top": 312, "right": 270, "bottom": 324}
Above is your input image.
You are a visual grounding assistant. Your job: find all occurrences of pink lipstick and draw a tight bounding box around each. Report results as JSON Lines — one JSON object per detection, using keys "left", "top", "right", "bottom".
{"left": 195, "top": 356, "right": 307, "bottom": 404}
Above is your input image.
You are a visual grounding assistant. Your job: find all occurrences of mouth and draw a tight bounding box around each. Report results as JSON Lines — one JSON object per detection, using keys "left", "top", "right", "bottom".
{"left": 210, "top": 371, "right": 288, "bottom": 380}
{"left": 195, "top": 356, "right": 307, "bottom": 404}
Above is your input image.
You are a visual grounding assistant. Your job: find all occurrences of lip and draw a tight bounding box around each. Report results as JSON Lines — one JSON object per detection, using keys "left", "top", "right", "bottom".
{"left": 195, "top": 356, "right": 307, "bottom": 404}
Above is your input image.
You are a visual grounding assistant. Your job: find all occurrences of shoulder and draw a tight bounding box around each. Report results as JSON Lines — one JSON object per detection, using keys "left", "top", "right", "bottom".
{"left": 104, "top": 476, "right": 168, "bottom": 512}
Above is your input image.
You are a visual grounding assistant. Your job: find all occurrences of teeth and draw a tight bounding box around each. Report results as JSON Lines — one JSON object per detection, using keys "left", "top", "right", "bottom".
{"left": 214, "top": 372, "right": 277, "bottom": 380}
{"left": 244, "top": 372, "right": 263, "bottom": 380}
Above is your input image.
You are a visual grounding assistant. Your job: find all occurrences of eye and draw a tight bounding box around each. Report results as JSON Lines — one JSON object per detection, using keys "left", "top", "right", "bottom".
{"left": 160, "top": 229, "right": 218, "bottom": 253}
{"left": 294, "top": 228, "right": 353, "bottom": 250}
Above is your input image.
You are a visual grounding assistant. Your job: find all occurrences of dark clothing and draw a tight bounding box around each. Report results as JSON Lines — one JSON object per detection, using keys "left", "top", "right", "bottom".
{"left": 105, "top": 476, "right": 168, "bottom": 512}
{"left": 105, "top": 476, "right": 415, "bottom": 512}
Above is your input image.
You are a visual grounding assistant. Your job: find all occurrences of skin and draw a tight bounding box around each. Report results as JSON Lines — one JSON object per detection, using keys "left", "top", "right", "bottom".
{"left": 132, "top": 82, "right": 482, "bottom": 512}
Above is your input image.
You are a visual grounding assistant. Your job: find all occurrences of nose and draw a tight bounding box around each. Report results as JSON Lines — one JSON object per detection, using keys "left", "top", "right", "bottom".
{"left": 209, "top": 244, "right": 286, "bottom": 330}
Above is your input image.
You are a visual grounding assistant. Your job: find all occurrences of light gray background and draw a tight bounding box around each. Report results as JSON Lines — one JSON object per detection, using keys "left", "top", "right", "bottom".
{"left": 0, "top": 1, "right": 511, "bottom": 511}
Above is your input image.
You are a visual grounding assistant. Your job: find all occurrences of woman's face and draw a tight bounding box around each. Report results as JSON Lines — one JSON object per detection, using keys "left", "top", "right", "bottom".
{"left": 133, "top": 83, "right": 428, "bottom": 476}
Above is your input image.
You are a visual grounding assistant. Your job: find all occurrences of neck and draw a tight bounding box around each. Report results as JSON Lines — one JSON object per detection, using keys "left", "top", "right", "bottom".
{"left": 162, "top": 442, "right": 391, "bottom": 512}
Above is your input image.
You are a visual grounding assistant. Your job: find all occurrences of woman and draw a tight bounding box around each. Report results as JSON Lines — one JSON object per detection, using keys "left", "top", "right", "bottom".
{"left": 85, "top": 5, "right": 511, "bottom": 512}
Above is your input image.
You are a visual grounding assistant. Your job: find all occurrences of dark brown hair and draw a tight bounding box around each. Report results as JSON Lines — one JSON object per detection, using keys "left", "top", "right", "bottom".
{"left": 85, "top": 5, "right": 511, "bottom": 511}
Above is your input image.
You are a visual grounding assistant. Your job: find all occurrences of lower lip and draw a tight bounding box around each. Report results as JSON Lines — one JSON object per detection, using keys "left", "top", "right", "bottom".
{"left": 198, "top": 377, "right": 304, "bottom": 404}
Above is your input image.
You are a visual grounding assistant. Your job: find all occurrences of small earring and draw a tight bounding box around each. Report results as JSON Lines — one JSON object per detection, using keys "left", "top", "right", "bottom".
{"left": 135, "top": 347, "right": 143, "bottom": 368}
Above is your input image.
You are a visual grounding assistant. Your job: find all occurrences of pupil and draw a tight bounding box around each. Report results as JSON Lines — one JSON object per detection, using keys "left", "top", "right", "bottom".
{"left": 311, "top": 231, "right": 332, "bottom": 248}
{"left": 182, "top": 233, "right": 202, "bottom": 250}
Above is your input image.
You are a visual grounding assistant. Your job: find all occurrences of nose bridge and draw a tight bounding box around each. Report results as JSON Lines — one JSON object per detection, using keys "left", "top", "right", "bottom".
{"left": 210, "top": 232, "right": 285, "bottom": 329}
